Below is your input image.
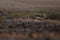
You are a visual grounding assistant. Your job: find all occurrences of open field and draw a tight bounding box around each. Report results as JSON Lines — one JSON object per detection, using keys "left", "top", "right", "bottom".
{"left": 0, "top": 0, "right": 60, "bottom": 10}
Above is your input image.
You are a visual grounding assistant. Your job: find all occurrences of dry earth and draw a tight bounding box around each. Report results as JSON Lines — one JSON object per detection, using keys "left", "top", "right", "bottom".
{"left": 0, "top": 0, "right": 60, "bottom": 10}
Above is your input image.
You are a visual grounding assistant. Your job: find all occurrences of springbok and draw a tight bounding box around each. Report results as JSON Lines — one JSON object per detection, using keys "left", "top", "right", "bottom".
{"left": 34, "top": 13, "right": 46, "bottom": 22}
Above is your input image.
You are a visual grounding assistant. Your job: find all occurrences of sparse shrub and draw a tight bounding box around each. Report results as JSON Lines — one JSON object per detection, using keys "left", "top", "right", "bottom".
{"left": 46, "top": 13, "right": 60, "bottom": 20}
